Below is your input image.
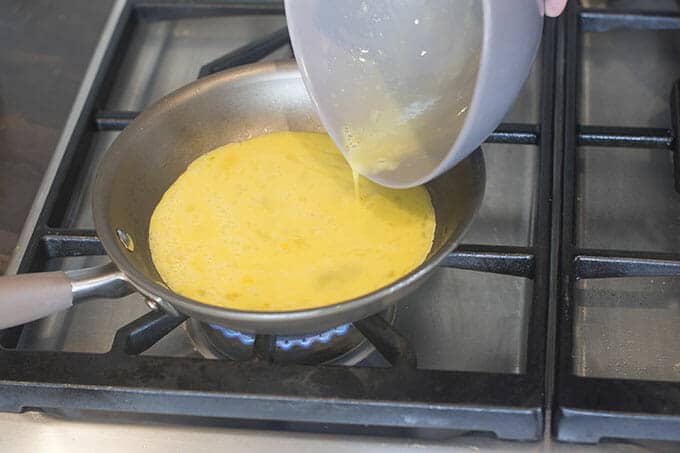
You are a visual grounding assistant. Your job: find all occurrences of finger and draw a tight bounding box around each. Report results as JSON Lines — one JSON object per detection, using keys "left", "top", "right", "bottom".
{"left": 545, "top": 0, "right": 568, "bottom": 17}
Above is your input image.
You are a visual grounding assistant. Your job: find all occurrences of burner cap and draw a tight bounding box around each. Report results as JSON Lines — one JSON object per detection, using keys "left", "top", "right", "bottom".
{"left": 187, "top": 307, "right": 395, "bottom": 365}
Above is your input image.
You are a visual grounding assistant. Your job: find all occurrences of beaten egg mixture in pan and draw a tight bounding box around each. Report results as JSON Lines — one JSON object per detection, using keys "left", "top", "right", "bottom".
{"left": 150, "top": 132, "right": 435, "bottom": 312}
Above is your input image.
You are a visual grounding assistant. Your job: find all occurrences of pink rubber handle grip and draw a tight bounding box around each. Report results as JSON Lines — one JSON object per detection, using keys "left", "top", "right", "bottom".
{"left": 0, "top": 271, "right": 73, "bottom": 329}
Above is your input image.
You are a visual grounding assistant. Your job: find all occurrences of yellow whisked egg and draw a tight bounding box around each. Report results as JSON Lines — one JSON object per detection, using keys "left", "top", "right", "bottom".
{"left": 149, "top": 132, "right": 435, "bottom": 311}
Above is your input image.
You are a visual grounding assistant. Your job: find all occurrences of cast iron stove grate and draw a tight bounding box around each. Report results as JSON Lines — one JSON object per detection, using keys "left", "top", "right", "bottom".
{"left": 553, "top": 2, "right": 680, "bottom": 443}
{"left": 0, "top": 0, "right": 553, "bottom": 441}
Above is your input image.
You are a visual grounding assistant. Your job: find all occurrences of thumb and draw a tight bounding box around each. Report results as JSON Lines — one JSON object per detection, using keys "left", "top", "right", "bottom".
{"left": 545, "top": 0, "right": 568, "bottom": 17}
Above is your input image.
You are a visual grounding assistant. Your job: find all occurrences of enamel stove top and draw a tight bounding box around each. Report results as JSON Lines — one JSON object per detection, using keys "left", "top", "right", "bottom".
{"left": 2, "top": 1, "right": 680, "bottom": 450}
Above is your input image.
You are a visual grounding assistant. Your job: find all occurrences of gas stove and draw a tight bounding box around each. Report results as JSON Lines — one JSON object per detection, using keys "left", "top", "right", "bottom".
{"left": 2, "top": 0, "right": 680, "bottom": 450}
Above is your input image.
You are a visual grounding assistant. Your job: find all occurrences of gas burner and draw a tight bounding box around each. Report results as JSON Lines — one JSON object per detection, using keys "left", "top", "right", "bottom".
{"left": 186, "top": 307, "right": 396, "bottom": 365}
{"left": 208, "top": 323, "right": 352, "bottom": 349}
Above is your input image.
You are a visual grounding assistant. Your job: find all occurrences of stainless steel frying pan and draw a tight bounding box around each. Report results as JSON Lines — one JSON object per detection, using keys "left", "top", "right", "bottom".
{"left": 0, "top": 61, "right": 485, "bottom": 335}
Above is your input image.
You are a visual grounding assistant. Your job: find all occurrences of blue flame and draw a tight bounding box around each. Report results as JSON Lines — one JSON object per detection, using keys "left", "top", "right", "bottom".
{"left": 209, "top": 323, "right": 351, "bottom": 350}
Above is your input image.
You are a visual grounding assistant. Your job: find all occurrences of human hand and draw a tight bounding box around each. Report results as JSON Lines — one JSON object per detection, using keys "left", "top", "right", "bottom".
{"left": 545, "top": 0, "right": 567, "bottom": 17}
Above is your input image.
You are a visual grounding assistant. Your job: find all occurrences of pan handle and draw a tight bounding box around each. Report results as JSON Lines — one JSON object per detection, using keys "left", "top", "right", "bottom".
{"left": 0, "top": 262, "right": 134, "bottom": 330}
